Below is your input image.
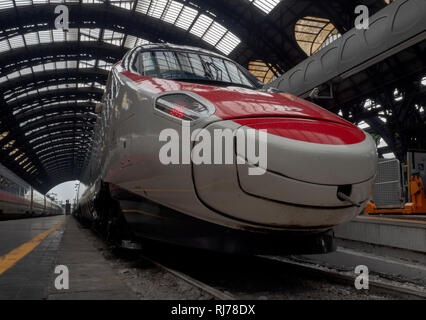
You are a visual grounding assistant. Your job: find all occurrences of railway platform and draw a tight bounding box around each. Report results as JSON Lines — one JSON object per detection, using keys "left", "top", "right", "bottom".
{"left": 335, "top": 215, "right": 426, "bottom": 253}
{"left": 0, "top": 214, "right": 424, "bottom": 300}
{"left": 0, "top": 216, "right": 136, "bottom": 300}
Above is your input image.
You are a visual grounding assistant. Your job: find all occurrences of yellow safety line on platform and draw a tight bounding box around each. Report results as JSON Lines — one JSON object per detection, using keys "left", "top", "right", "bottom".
{"left": 358, "top": 215, "right": 426, "bottom": 225}
{"left": 0, "top": 217, "right": 66, "bottom": 276}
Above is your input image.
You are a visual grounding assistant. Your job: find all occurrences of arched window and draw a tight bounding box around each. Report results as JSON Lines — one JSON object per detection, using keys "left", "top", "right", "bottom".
{"left": 248, "top": 60, "right": 278, "bottom": 84}
{"left": 295, "top": 16, "right": 341, "bottom": 56}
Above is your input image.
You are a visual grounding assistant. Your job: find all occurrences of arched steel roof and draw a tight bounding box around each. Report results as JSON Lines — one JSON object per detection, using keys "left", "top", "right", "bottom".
{"left": 0, "top": 0, "right": 401, "bottom": 192}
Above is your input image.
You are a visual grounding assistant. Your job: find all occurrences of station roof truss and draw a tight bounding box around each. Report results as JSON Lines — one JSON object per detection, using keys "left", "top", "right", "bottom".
{"left": 0, "top": 0, "right": 404, "bottom": 192}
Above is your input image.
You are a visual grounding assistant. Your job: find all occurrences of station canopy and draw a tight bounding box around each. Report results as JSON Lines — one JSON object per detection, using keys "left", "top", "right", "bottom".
{"left": 0, "top": 0, "right": 414, "bottom": 192}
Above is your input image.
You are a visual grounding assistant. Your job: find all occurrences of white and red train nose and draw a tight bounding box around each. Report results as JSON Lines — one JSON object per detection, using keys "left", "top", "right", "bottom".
{"left": 192, "top": 117, "right": 377, "bottom": 230}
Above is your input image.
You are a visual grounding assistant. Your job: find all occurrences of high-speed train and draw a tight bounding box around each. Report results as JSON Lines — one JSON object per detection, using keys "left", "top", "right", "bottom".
{"left": 75, "top": 44, "right": 377, "bottom": 254}
{"left": 0, "top": 163, "right": 63, "bottom": 219}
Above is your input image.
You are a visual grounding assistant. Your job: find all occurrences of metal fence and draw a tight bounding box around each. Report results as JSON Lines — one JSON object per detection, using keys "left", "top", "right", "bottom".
{"left": 372, "top": 159, "right": 403, "bottom": 209}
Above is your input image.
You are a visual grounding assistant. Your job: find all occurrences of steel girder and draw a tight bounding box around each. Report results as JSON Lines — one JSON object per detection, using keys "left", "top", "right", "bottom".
{"left": 0, "top": 42, "right": 124, "bottom": 75}
{"left": 0, "top": 4, "right": 217, "bottom": 54}
{"left": 0, "top": 69, "right": 108, "bottom": 96}
{"left": 15, "top": 104, "right": 97, "bottom": 123}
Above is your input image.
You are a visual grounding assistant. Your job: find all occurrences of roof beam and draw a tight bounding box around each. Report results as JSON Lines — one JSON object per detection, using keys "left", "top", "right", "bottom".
{"left": 0, "top": 68, "right": 108, "bottom": 94}
{"left": 0, "top": 4, "right": 216, "bottom": 53}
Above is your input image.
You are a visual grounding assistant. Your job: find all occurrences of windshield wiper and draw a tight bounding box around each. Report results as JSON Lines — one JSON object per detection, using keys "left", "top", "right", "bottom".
{"left": 200, "top": 60, "right": 214, "bottom": 80}
{"left": 205, "top": 62, "right": 223, "bottom": 81}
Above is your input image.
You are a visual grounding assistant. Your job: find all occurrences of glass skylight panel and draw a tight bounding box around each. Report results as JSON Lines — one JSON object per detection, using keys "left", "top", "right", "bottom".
{"left": 190, "top": 14, "right": 213, "bottom": 38}
{"left": 202, "top": 22, "right": 227, "bottom": 46}
{"left": 79, "top": 60, "right": 97, "bottom": 69}
{"left": 0, "top": 28, "right": 132, "bottom": 48}
{"left": 24, "top": 32, "right": 39, "bottom": 45}
{"left": 56, "top": 61, "right": 66, "bottom": 69}
{"left": 357, "top": 121, "right": 370, "bottom": 130}
{"left": 175, "top": 6, "right": 197, "bottom": 30}
{"left": 99, "top": 64, "right": 113, "bottom": 71}
{"left": 148, "top": 0, "right": 168, "bottom": 19}
{"left": 80, "top": 28, "right": 100, "bottom": 41}
{"left": 216, "top": 31, "right": 241, "bottom": 55}
{"left": 19, "top": 157, "right": 29, "bottom": 166}
{"left": 27, "top": 88, "right": 42, "bottom": 95}
{"left": 7, "top": 71, "right": 20, "bottom": 80}
{"left": 103, "top": 30, "right": 124, "bottom": 46}
{"left": 31, "top": 65, "right": 43, "bottom": 75}
{"left": 38, "top": 30, "right": 53, "bottom": 43}
{"left": 134, "top": 0, "right": 241, "bottom": 54}
{"left": 97, "top": 59, "right": 111, "bottom": 68}
{"left": 110, "top": 0, "right": 133, "bottom": 10}
{"left": 20, "top": 67, "right": 32, "bottom": 76}
{"left": 9, "top": 35, "right": 25, "bottom": 49}
{"left": 9, "top": 148, "right": 19, "bottom": 156}
{"left": 15, "top": 0, "right": 31, "bottom": 5}
{"left": 2, "top": 140, "right": 15, "bottom": 150}
{"left": 4, "top": 92, "right": 13, "bottom": 100}
{"left": 67, "top": 61, "right": 78, "bottom": 69}
{"left": 52, "top": 29, "right": 66, "bottom": 42}
{"left": 44, "top": 62, "right": 55, "bottom": 71}
{"left": 62, "top": 84, "right": 78, "bottom": 89}
{"left": 0, "top": 1, "right": 14, "bottom": 10}
{"left": 124, "top": 35, "right": 150, "bottom": 48}
{"left": 136, "top": 0, "right": 150, "bottom": 14}
{"left": 0, "top": 39, "right": 11, "bottom": 53}
{"left": 14, "top": 152, "right": 24, "bottom": 162}
{"left": 66, "top": 29, "right": 79, "bottom": 41}
{"left": 162, "top": 1, "right": 183, "bottom": 24}
{"left": 249, "top": 0, "right": 281, "bottom": 14}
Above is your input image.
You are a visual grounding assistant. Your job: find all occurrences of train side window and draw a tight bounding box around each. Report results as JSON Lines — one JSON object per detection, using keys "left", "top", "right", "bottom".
{"left": 137, "top": 51, "right": 156, "bottom": 77}
{"left": 128, "top": 48, "right": 140, "bottom": 74}
{"left": 122, "top": 49, "right": 134, "bottom": 71}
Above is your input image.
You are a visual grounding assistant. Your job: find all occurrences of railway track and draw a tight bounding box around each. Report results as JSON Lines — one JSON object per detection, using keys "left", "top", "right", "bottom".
{"left": 132, "top": 243, "right": 425, "bottom": 300}
{"left": 260, "top": 255, "right": 426, "bottom": 300}
{"left": 81, "top": 219, "right": 425, "bottom": 300}
{"left": 141, "top": 255, "right": 237, "bottom": 300}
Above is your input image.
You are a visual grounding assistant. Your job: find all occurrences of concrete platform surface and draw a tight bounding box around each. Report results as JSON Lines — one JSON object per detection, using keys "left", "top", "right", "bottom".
{"left": 335, "top": 215, "right": 426, "bottom": 253}
{"left": 302, "top": 246, "right": 426, "bottom": 286}
{"left": 0, "top": 216, "right": 137, "bottom": 300}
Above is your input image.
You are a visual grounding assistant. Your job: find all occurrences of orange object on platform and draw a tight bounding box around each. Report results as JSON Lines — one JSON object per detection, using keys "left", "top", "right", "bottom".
{"left": 365, "top": 175, "right": 426, "bottom": 215}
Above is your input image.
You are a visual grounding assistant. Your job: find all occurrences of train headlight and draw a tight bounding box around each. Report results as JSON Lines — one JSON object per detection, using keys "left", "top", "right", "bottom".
{"left": 155, "top": 94, "right": 212, "bottom": 121}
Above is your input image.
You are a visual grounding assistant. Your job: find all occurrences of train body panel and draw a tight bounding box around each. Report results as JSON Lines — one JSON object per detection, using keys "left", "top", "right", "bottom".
{"left": 76, "top": 44, "right": 377, "bottom": 254}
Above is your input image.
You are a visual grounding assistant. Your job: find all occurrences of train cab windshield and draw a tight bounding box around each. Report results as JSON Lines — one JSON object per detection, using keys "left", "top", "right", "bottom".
{"left": 131, "top": 49, "right": 260, "bottom": 89}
